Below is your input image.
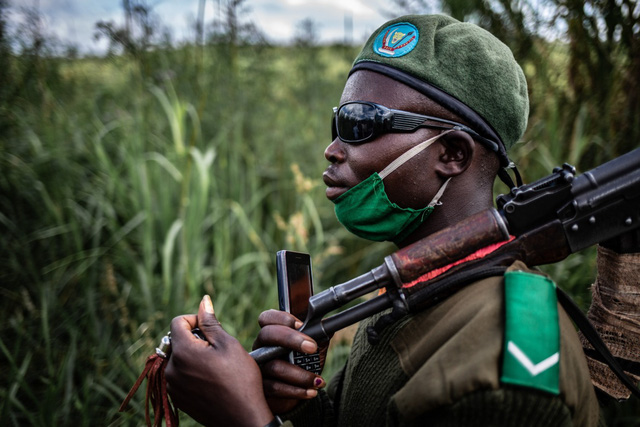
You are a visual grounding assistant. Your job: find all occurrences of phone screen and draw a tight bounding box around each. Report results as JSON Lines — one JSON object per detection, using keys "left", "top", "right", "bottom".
{"left": 286, "top": 260, "right": 313, "bottom": 321}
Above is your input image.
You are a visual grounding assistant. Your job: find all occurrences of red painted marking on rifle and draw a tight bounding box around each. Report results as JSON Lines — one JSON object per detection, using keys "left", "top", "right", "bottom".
{"left": 400, "top": 236, "right": 515, "bottom": 289}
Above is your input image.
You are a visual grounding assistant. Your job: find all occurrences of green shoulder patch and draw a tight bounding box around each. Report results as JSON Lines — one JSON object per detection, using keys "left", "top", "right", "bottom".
{"left": 501, "top": 270, "right": 560, "bottom": 395}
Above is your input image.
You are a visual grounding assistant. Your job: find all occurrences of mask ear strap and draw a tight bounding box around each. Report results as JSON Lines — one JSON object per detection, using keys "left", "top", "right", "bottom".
{"left": 427, "top": 177, "right": 452, "bottom": 208}
{"left": 379, "top": 130, "right": 454, "bottom": 180}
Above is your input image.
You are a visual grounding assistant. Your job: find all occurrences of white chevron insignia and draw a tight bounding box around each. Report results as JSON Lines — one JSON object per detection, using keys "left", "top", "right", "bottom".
{"left": 507, "top": 341, "right": 559, "bottom": 376}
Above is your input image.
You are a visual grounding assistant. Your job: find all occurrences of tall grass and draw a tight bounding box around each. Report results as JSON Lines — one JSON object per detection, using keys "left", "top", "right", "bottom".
{"left": 0, "top": 41, "right": 363, "bottom": 425}
{"left": 1, "top": 35, "right": 637, "bottom": 425}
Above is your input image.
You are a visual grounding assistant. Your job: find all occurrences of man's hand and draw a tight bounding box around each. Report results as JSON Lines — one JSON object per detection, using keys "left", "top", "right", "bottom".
{"left": 165, "top": 296, "right": 274, "bottom": 427}
{"left": 253, "top": 310, "right": 327, "bottom": 415}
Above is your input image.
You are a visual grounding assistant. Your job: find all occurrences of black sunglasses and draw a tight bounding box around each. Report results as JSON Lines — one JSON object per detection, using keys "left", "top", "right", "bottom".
{"left": 331, "top": 101, "right": 499, "bottom": 152}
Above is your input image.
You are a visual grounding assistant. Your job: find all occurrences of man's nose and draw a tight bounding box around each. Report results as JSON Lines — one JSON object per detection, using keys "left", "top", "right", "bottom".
{"left": 324, "top": 138, "right": 346, "bottom": 163}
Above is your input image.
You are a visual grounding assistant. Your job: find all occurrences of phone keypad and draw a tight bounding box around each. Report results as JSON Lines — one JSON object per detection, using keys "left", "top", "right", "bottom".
{"left": 293, "top": 351, "right": 322, "bottom": 374}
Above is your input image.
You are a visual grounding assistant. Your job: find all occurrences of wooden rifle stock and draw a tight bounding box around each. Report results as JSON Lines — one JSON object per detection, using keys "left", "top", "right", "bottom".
{"left": 390, "top": 209, "right": 509, "bottom": 284}
{"left": 399, "top": 220, "right": 573, "bottom": 310}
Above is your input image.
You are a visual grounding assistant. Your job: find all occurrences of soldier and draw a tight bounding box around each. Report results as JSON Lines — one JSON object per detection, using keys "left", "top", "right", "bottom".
{"left": 165, "top": 14, "right": 639, "bottom": 426}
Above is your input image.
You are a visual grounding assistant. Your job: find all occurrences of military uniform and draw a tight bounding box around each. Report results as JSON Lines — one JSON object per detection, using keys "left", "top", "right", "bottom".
{"left": 282, "top": 262, "right": 600, "bottom": 426}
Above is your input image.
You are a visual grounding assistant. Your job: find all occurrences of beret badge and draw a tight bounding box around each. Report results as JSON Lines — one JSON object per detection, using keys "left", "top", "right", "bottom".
{"left": 373, "top": 23, "right": 420, "bottom": 58}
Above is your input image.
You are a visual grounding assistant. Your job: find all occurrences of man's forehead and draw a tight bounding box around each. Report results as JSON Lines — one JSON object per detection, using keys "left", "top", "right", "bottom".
{"left": 340, "top": 70, "right": 461, "bottom": 121}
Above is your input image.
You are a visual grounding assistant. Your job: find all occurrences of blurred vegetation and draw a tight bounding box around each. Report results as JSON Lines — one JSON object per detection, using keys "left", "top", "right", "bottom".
{"left": 0, "top": 0, "right": 638, "bottom": 425}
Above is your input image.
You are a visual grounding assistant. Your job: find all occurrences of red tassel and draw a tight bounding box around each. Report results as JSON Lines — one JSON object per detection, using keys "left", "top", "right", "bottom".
{"left": 120, "top": 353, "right": 179, "bottom": 426}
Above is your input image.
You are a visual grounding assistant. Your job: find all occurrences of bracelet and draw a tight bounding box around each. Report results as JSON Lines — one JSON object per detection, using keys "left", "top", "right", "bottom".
{"left": 263, "top": 415, "right": 283, "bottom": 427}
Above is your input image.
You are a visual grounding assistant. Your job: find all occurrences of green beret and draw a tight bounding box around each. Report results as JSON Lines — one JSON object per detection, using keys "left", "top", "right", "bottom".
{"left": 351, "top": 14, "right": 529, "bottom": 166}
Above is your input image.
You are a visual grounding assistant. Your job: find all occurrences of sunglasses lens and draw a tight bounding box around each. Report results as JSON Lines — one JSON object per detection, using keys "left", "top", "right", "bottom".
{"left": 337, "top": 103, "right": 376, "bottom": 143}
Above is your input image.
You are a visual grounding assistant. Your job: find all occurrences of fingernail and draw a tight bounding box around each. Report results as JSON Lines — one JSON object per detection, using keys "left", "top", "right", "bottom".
{"left": 314, "top": 377, "right": 325, "bottom": 388}
{"left": 306, "top": 389, "right": 318, "bottom": 398}
{"left": 203, "top": 295, "right": 214, "bottom": 314}
{"left": 294, "top": 320, "right": 303, "bottom": 329}
{"left": 300, "top": 340, "right": 317, "bottom": 353}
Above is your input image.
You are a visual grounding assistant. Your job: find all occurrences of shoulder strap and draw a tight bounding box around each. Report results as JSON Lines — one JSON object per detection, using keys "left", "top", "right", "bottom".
{"left": 557, "top": 288, "right": 640, "bottom": 399}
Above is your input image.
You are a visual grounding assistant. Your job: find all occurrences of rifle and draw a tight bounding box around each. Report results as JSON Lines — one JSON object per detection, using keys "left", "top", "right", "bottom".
{"left": 120, "top": 148, "right": 640, "bottom": 424}
{"left": 250, "top": 148, "right": 640, "bottom": 392}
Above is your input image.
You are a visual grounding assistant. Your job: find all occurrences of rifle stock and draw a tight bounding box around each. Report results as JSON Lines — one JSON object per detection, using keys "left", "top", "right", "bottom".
{"left": 390, "top": 209, "right": 509, "bottom": 284}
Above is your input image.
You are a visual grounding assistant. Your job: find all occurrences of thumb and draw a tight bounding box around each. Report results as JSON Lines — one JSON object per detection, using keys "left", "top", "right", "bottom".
{"left": 197, "top": 295, "right": 224, "bottom": 345}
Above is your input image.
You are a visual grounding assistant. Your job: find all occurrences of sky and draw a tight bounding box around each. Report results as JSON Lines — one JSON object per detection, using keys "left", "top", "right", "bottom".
{"left": 9, "top": 0, "right": 401, "bottom": 54}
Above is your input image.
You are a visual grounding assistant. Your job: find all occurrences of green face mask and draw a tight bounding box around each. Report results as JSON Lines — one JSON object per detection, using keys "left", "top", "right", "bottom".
{"left": 332, "top": 131, "right": 452, "bottom": 244}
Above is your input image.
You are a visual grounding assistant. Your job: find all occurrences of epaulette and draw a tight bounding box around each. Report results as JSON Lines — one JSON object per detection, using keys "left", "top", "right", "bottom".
{"left": 501, "top": 270, "right": 560, "bottom": 395}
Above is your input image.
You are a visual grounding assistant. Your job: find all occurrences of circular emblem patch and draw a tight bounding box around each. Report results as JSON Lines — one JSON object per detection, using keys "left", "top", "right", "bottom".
{"left": 373, "top": 22, "right": 419, "bottom": 58}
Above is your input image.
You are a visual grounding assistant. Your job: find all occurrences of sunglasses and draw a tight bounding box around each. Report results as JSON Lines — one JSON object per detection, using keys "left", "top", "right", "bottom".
{"left": 331, "top": 101, "right": 499, "bottom": 152}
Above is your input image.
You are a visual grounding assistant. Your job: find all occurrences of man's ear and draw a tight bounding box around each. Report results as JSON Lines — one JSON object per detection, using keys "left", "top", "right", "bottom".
{"left": 434, "top": 131, "right": 475, "bottom": 177}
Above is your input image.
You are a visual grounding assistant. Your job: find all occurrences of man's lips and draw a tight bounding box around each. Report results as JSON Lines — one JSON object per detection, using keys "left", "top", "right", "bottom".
{"left": 323, "top": 172, "right": 350, "bottom": 201}
{"left": 326, "top": 186, "right": 349, "bottom": 200}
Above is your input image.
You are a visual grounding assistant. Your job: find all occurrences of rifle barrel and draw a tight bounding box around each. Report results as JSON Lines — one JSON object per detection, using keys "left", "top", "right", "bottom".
{"left": 572, "top": 148, "right": 640, "bottom": 196}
